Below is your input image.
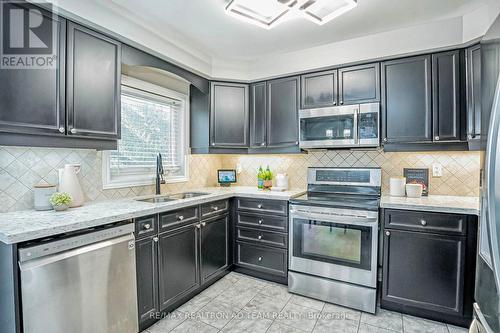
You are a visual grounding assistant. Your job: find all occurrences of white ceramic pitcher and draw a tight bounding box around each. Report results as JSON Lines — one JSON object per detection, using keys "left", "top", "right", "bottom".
{"left": 58, "top": 164, "right": 85, "bottom": 207}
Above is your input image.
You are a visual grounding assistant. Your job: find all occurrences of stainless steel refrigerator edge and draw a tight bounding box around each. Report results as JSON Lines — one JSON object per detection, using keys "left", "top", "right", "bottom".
{"left": 473, "top": 12, "right": 500, "bottom": 333}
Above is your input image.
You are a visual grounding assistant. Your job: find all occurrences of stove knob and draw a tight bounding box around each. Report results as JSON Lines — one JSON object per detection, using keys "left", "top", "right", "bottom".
{"left": 258, "top": 235, "right": 262, "bottom": 240}
{"left": 420, "top": 219, "right": 427, "bottom": 226}
{"left": 258, "top": 219, "right": 263, "bottom": 225}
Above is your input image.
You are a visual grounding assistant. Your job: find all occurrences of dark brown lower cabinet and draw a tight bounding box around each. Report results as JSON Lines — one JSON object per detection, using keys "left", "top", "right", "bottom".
{"left": 200, "top": 215, "right": 229, "bottom": 284}
{"left": 381, "top": 209, "right": 477, "bottom": 327}
{"left": 158, "top": 223, "right": 200, "bottom": 310}
{"left": 135, "top": 236, "right": 159, "bottom": 331}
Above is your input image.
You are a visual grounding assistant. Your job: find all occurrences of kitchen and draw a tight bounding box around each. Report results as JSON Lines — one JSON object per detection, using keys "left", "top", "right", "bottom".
{"left": 0, "top": 0, "right": 498, "bottom": 333}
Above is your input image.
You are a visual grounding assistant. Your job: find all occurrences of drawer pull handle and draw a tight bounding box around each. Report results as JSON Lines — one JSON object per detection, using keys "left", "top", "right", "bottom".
{"left": 258, "top": 256, "right": 263, "bottom": 261}
{"left": 258, "top": 235, "right": 262, "bottom": 240}
{"left": 153, "top": 236, "right": 159, "bottom": 242}
{"left": 201, "top": 222, "right": 206, "bottom": 227}
{"left": 257, "top": 204, "right": 263, "bottom": 209}
{"left": 258, "top": 219, "right": 263, "bottom": 225}
{"left": 385, "top": 231, "right": 390, "bottom": 236}
{"left": 420, "top": 219, "right": 427, "bottom": 226}
{"left": 212, "top": 206, "right": 219, "bottom": 211}
{"left": 178, "top": 215, "right": 184, "bottom": 221}
{"left": 143, "top": 224, "right": 151, "bottom": 230}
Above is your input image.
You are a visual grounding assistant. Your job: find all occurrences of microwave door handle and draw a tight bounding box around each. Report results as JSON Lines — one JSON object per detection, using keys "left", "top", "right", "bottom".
{"left": 355, "top": 109, "right": 360, "bottom": 145}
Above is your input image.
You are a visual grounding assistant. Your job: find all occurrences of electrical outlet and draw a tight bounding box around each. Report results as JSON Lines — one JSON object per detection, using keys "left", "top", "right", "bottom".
{"left": 432, "top": 163, "right": 443, "bottom": 177}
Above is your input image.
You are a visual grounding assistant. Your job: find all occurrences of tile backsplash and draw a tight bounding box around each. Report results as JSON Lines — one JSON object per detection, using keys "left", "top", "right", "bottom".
{"left": 221, "top": 149, "right": 481, "bottom": 197}
{"left": 0, "top": 146, "right": 221, "bottom": 213}
{"left": 0, "top": 146, "right": 481, "bottom": 213}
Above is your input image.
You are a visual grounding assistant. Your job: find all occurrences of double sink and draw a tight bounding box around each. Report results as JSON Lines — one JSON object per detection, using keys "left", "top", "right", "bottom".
{"left": 136, "top": 192, "right": 210, "bottom": 203}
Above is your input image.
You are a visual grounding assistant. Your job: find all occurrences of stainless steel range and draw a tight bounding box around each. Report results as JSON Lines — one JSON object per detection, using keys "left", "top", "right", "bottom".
{"left": 288, "top": 167, "right": 381, "bottom": 313}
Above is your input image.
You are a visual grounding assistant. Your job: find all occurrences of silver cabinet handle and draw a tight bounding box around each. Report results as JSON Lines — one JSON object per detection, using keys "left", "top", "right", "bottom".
{"left": 420, "top": 219, "right": 427, "bottom": 226}
{"left": 383, "top": 138, "right": 388, "bottom": 142}
{"left": 258, "top": 256, "right": 263, "bottom": 261}
{"left": 258, "top": 235, "right": 262, "bottom": 240}
{"left": 385, "top": 231, "right": 390, "bottom": 236}
{"left": 261, "top": 142, "right": 265, "bottom": 146}
{"left": 58, "top": 127, "right": 65, "bottom": 133}
{"left": 196, "top": 224, "right": 201, "bottom": 229}
{"left": 435, "top": 136, "right": 440, "bottom": 141}
{"left": 211, "top": 142, "right": 215, "bottom": 146}
{"left": 153, "top": 236, "right": 159, "bottom": 242}
{"left": 178, "top": 215, "right": 184, "bottom": 221}
{"left": 69, "top": 128, "right": 77, "bottom": 134}
{"left": 340, "top": 101, "right": 344, "bottom": 105}
{"left": 333, "top": 101, "right": 337, "bottom": 105}
{"left": 258, "top": 219, "right": 263, "bottom": 225}
{"left": 467, "top": 134, "right": 473, "bottom": 140}
{"left": 201, "top": 222, "right": 206, "bottom": 227}
{"left": 295, "top": 141, "right": 299, "bottom": 145}
{"left": 143, "top": 223, "right": 151, "bottom": 230}
{"left": 212, "top": 206, "right": 219, "bottom": 211}
{"left": 257, "top": 204, "right": 263, "bottom": 209}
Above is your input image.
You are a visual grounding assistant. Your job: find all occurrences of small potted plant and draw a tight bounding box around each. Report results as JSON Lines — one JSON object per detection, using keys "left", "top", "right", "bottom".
{"left": 50, "top": 192, "right": 73, "bottom": 211}
{"left": 262, "top": 166, "right": 273, "bottom": 190}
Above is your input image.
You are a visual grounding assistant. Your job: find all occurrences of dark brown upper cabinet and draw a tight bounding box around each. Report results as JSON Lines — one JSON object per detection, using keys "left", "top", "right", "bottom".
{"left": 66, "top": 22, "right": 121, "bottom": 140}
{"left": 382, "top": 55, "right": 433, "bottom": 144}
{"left": 432, "top": 50, "right": 462, "bottom": 142}
{"left": 0, "top": 5, "right": 66, "bottom": 137}
{"left": 267, "top": 76, "right": 300, "bottom": 148}
{"left": 250, "top": 82, "right": 267, "bottom": 148}
{"left": 210, "top": 82, "right": 249, "bottom": 148}
{"left": 338, "top": 63, "right": 380, "bottom": 105}
{"left": 301, "top": 70, "right": 337, "bottom": 109}
{"left": 466, "top": 45, "right": 482, "bottom": 143}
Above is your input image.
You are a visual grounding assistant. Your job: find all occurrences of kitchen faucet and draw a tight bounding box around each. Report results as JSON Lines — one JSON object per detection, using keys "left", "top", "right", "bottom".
{"left": 156, "top": 153, "right": 166, "bottom": 195}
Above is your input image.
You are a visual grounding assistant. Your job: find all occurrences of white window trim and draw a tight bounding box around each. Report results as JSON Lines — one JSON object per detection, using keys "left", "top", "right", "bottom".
{"left": 102, "top": 75, "right": 190, "bottom": 190}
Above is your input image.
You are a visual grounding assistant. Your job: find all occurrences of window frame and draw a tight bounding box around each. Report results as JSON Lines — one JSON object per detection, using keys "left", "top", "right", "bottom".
{"left": 102, "top": 75, "right": 190, "bottom": 190}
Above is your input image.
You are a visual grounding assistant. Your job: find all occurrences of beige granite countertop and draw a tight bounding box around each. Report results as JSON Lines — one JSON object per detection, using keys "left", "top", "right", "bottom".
{"left": 380, "top": 195, "right": 480, "bottom": 216}
{"left": 0, "top": 187, "right": 305, "bottom": 245}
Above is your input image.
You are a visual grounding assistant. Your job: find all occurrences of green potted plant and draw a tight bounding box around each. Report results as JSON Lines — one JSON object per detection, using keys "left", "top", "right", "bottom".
{"left": 262, "top": 166, "right": 273, "bottom": 189}
{"left": 50, "top": 192, "right": 73, "bottom": 211}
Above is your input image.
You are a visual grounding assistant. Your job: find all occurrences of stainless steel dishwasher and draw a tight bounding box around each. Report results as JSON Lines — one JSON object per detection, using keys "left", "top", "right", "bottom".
{"left": 18, "top": 222, "right": 138, "bottom": 333}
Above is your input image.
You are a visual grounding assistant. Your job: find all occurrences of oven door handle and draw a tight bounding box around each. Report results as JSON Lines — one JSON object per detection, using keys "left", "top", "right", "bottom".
{"left": 290, "top": 210, "right": 378, "bottom": 227}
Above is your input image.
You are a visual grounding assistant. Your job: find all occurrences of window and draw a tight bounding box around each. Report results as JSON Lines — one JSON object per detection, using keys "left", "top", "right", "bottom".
{"left": 102, "top": 76, "right": 189, "bottom": 189}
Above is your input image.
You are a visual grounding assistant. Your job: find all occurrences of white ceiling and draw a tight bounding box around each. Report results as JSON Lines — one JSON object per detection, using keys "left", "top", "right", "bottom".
{"left": 105, "top": 0, "right": 488, "bottom": 61}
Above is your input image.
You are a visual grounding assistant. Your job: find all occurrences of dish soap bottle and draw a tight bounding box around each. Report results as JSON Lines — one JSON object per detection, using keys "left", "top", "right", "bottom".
{"left": 257, "top": 166, "right": 264, "bottom": 189}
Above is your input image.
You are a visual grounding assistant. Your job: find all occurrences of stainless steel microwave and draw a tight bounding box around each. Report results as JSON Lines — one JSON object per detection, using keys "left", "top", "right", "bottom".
{"left": 299, "top": 103, "right": 380, "bottom": 149}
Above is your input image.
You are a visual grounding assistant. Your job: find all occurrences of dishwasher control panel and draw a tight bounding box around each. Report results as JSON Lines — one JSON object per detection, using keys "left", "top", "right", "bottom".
{"left": 18, "top": 223, "right": 135, "bottom": 262}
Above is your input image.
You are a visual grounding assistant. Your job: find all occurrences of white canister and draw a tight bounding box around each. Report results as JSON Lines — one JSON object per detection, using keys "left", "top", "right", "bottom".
{"left": 275, "top": 173, "right": 289, "bottom": 190}
{"left": 389, "top": 177, "right": 406, "bottom": 197}
{"left": 406, "top": 184, "right": 423, "bottom": 198}
{"left": 33, "top": 182, "right": 57, "bottom": 211}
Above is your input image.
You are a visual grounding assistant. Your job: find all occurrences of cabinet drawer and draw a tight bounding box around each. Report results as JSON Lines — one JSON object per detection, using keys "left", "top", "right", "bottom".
{"left": 135, "top": 215, "right": 158, "bottom": 240}
{"left": 201, "top": 200, "right": 229, "bottom": 219}
{"left": 159, "top": 206, "right": 199, "bottom": 231}
{"left": 236, "top": 242, "right": 287, "bottom": 277}
{"left": 237, "top": 198, "right": 288, "bottom": 216}
{"left": 236, "top": 227, "right": 287, "bottom": 248}
{"left": 384, "top": 209, "right": 467, "bottom": 235}
{"left": 237, "top": 212, "right": 288, "bottom": 232}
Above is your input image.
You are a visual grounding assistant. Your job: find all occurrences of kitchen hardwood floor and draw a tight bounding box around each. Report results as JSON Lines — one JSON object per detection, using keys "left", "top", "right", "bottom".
{"left": 144, "top": 272, "right": 468, "bottom": 333}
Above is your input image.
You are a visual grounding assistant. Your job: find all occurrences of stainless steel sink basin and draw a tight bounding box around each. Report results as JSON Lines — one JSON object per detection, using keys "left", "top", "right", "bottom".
{"left": 136, "top": 192, "right": 209, "bottom": 203}
{"left": 167, "top": 192, "right": 210, "bottom": 200}
{"left": 136, "top": 196, "right": 177, "bottom": 203}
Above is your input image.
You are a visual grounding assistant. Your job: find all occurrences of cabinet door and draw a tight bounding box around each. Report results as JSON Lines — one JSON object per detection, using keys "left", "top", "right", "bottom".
{"left": 210, "top": 82, "right": 249, "bottom": 148}
{"left": 432, "top": 50, "right": 462, "bottom": 142}
{"left": 0, "top": 4, "right": 65, "bottom": 137}
{"left": 66, "top": 22, "right": 121, "bottom": 140}
{"left": 158, "top": 224, "right": 199, "bottom": 310}
{"left": 339, "top": 63, "right": 380, "bottom": 105}
{"left": 136, "top": 236, "right": 159, "bottom": 329}
{"left": 381, "top": 55, "right": 432, "bottom": 143}
{"left": 301, "top": 70, "right": 337, "bottom": 109}
{"left": 200, "top": 215, "right": 229, "bottom": 284}
{"left": 382, "top": 229, "right": 466, "bottom": 317}
{"left": 466, "top": 45, "right": 481, "bottom": 140}
{"left": 267, "top": 76, "right": 300, "bottom": 147}
{"left": 250, "top": 82, "right": 267, "bottom": 148}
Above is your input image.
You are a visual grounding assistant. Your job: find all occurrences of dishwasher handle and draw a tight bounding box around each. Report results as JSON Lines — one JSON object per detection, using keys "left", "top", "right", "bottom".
{"left": 18, "top": 223, "right": 135, "bottom": 263}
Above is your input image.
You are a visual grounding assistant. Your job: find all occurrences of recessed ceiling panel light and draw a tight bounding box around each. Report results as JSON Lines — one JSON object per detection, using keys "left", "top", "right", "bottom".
{"left": 225, "top": 0, "right": 291, "bottom": 29}
{"left": 298, "top": 0, "right": 357, "bottom": 25}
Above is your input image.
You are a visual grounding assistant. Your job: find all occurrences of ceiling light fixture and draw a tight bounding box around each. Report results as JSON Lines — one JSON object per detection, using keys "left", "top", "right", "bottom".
{"left": 225, "top": 0, "right": 357, "bottom": 29}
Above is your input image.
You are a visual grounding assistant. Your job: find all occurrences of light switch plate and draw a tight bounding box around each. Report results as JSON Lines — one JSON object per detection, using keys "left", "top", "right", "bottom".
{"left": 432, "top": 163, "right": 443, "bottom": 177}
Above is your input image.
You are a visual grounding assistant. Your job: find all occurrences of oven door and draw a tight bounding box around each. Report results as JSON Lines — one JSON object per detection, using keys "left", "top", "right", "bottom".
{"left": 289, "top": 205, "right": 378, "bottom": 287}
{"left": 299, "top": 105, "right": 358, "bottom": 149}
